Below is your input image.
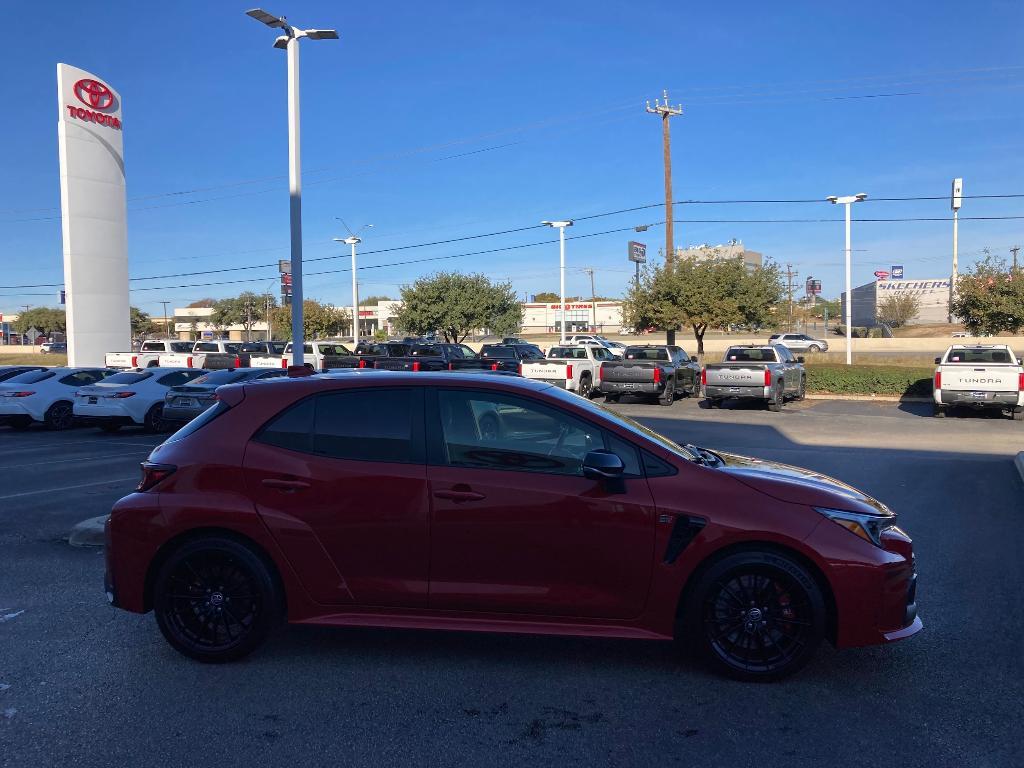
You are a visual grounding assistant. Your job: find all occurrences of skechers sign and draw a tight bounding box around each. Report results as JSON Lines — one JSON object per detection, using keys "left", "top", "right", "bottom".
{"left": 65, "top": 78, "right": 122, "bottom": 129}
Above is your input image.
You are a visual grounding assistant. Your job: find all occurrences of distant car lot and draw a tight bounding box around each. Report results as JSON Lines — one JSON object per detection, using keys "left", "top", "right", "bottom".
{"left": 0, "top": 398, "right": 1020, "bottom": 765}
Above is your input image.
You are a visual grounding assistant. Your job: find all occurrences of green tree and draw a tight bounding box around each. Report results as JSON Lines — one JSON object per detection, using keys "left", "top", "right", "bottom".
{"left": 950, "top": 255, "right": 1024, "bottom": 334}
{"left": 533, "top": 291, "right": 560, "bottom": 303}
{"left": 129, "top": 306, "right": 151, "bottom": 338}
{"left": 624, "top": 256, "right": 783, "bottom": 356}
{"left": 396, "top": 272, "right": 522, "bottom": 342}
{"left": 210, "top": 292, "right": 276, "bottom": 340}
{"left": 269, "top": 300, "right": 349, "bottom": 340}
{"left": 876, "top": 293, "right": 920, "bottom": 328}
{"left": 187, "top": 298, "right": 216, "bottom": 308}
{"left": 361, "top": 295, "right": 394, "bottom": 306}
{"left": 13, "top": 307, "right": 66, "bottom": 336}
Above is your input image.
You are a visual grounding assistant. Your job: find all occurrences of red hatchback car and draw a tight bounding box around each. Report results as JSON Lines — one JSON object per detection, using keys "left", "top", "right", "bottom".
{"left": 105, "top": 371, "right": 920, "bottom": 680}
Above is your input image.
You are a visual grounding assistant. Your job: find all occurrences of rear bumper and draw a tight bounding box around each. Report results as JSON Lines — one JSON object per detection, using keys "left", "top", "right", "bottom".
{"left": 603, "top": 381, "right": 662, "bottom": 394}
{"left": 0, "top": 402, "right": 36, "bottom": 420}
{"left": 936, "top": 390, "right": 1022, "bottom": 408}
{"left": 703, "top": 385, "right": 769, "bottom": 400}
{"left": 163, "top": 404, "right": 208, "bottom": 422}
{"left": 73, "top": 402, "right": 142, "bottom": 424}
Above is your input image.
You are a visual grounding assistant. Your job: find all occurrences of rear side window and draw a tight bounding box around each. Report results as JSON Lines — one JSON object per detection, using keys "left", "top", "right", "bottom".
{"left": 165, "top": 401, "right": 231, "bottom": 444}
{"left": 255, "top": 397, "right": 315, "bottom": 453}
{"left": 9, "top": 370, "right": 56, "bottom": 384}
{"left": 313, "top": 389, "right": 420, "bottom": 463}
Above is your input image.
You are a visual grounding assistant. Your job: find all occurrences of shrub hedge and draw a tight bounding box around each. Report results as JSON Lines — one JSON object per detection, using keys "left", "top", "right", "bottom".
{"left": 804, "top": 364, "right": 933, "bottom": 397}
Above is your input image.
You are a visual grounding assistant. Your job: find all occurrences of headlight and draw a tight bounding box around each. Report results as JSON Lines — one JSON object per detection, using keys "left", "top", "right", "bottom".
{"left": 814, "top": 506, "right": 896, "bottom": 547}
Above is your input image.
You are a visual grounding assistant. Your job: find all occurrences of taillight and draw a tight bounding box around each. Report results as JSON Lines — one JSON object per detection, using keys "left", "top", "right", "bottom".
{"left": 2, "top": 391, "right": 34, "bottom": 397}
{"left": 412, "top": 361, "right": 421, "bottom": 372}
{"left": 597, "top": 364, "right": 603, "bottom": 382}
{"left": 1018, "top": 371, "right": 1024, "bottom": 391}
{"left": 448, "top": 362, "right": 454, "bottom": 371}
{"left": 653, "top": 367, "right": 661, "bottom": 384}
{"left": 701, "top": 367, "right": 707, "bottom": 385}
{"left": 764, "top": 369, "right": 772, "bottom": 387}
{"left": 186, "top": 356, "right": 193, "bottom": 368}
{"left": 935, "top": 371, "right": 941, "bottom": 389}
{"left": 234, "top": 356, "right": 242, "bottom": 368}
{"left": 110, "top": 391, "right": 136, "bottom": 398}
{"left": 131, "top": 355, "right": 138, "bottom": 367}
{"left": 517, "top": 362, "right": 522, "bottom": 375}
{"left": 137, "top": 462, "right": 176, "bottom": 492}
{"left": 491, "top": 363, "right": 499, "bottom": 371}
{"left": 359, "top": 359, "right": 367, "bottom": 369}
{"left": 566, "top": 364, "right": 573, "bottom": 380}
{"left": 281, "top": 357, "right": 288, "bottom": 368}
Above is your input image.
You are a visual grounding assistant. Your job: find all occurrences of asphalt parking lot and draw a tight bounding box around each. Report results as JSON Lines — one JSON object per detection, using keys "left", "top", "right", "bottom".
{"left": 1, "top": 399, "right": 1021, "bottom": 768}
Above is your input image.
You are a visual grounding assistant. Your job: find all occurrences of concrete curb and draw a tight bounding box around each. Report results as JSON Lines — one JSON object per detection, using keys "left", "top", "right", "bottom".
{"left": 68, "top": 515, "right": 107, "bottom": 548}
{"left": 805, "top": 394, "right": 932, "bottom": 403}
{"left": 1015, "top": 453, "right": 1024, "bottom": 485}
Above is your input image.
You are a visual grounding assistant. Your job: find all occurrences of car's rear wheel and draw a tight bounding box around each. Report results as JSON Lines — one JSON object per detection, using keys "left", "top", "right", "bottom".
{"left": 933, "top": 404, "right": 946, "bottom": 418}
{"left": 796, "top": 376, "right": 807, "bottom": 401}
{"left": 153, "top": 537, "right": 282, "bottom": 663}
{"left": 44, "top": 400, "right": 75, "bottom": 430}
{"left": 578, "top": 373, "right": 593, "bottom": 399}
{"left": 604, "top": 393, "right": 620, "bottom": 403}
{"left": 767, "top": 383, "right": 784, "bottom": 412}
{"left": 683, "top": 550, "right": 825, "bottom": 681}
{"left": 143, "top": 403, "right": 167, "bottom": 433}
{"left": 1011, "top": 408, "right": 1023, "bottom": 421}
{"left": 658, "top": 380, "right": 675, "bottom": 407}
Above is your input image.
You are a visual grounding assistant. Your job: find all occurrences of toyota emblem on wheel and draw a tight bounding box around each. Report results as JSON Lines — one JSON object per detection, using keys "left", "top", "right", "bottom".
{"left": 73, "top": 79, "right": 114, "bottom": 110}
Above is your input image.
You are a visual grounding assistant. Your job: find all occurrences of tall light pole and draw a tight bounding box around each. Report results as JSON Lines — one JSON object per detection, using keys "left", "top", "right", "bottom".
{"left": 542, "top": 220, "right": 573, "bottom": 343}
{"left": 950, "top": 178, "right": 963, "bottom": 322}
{"left": 246, "top": 9, "right": 338, "bottom": 367}
{"left": 160, "top": 301, "right": 170, "bottom": 340}
{"left": 334, "top": 222, "right": 372, "bottom": 346}
{"left": 827, "top": 193, "right": 868, "bottom": 365}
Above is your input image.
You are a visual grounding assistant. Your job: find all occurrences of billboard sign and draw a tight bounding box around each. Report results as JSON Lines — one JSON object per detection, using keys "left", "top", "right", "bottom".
{"left": 628, "top": 241, "right": 647, "bottom": 263}
{"left": 57, "top": 64, "right": 129, "bottom": 366}
{"left": 891, "top": 265, "right": 904, "bottom": 279}
{"left": 874, "top": 270, "right": 890, "bottom": 281}
{"left": 805, "top": 278, "right": 822, "bottom": 296}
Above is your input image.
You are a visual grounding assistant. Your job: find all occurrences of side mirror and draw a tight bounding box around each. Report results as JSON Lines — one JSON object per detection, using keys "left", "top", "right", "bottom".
{"left": 797, "top": 356, "right": 805, "bottom": 363}
{"left": 934, "top": 357, "right": 941, "bottom": 365}
{"left": 582, "top": 449, "right": 625, "bottom": 481}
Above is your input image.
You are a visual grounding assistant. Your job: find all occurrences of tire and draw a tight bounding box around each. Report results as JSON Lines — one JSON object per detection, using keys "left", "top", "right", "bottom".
{"left": 933, "top": 405, "right": 946, "bottom": 418}
{"left": 578, "top": 374, "right": 593, "bottom": 400}
{"left": 100, "top": 423, "right": 122, "bottom": 433}
{"left": 604, "top": 393, "right": 620, "bottom": 404}
{"left": 767, "top": 383, "right": 784, "bottom": 412}
{"left": 143, "top": 403, "right": 168, "bottom": 433}
{"left": 808, "top": 344, "right": 822, "bottom": 353}
{"left": 44, "top": 400, "right": 75, "bottom": 431}
{"left": 680, "top": 550, "right": 826, "bottom": 681}
{"left": 659, "top": 380, "right": 676, "bottom": 407}
{"left": 1011, "top": 408, "right": 1023, "bottom": 421}
{"left": 796, "top": 376, "right": 806, "bottom": 401}
{"left": 154, "top": 536, "right": 282, "bottom": 663}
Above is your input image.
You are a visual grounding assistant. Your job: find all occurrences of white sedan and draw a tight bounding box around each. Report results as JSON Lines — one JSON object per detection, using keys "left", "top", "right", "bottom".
{"left": 0, "top": 367, "right": 116, "bottom": 430}
{"left": 73, "top": 368, "right": 207, "bottom": 433}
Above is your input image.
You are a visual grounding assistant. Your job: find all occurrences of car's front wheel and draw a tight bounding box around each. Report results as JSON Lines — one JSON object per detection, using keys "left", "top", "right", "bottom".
{"left": 153, "top": 536, "right": 283, "bottom": 663}
{"left": 808, "top": 344, "right": 822, "bottom": 353}
{"left": 682, "top": 550, "right": 826, "bottom": 681}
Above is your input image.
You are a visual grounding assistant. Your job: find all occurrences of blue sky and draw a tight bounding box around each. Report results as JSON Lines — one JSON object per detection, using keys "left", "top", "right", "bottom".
{"left": 2, "top": 0, "right": 1024, "bottom": 317}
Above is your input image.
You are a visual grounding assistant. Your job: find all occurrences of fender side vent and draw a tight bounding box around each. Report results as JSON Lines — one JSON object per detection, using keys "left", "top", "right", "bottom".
{"left": 663, "top": 515, "right": 706, "bottom": 564}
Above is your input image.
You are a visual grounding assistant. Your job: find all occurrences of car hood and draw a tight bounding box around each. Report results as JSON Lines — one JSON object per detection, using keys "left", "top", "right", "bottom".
{"left": 711, "top": 450, "right": 892, "bottom": 516}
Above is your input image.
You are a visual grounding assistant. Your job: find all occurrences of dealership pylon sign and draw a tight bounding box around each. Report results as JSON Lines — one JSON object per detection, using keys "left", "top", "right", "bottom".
{"left": 57, "top": 64, "right": 129, "bottom": 366}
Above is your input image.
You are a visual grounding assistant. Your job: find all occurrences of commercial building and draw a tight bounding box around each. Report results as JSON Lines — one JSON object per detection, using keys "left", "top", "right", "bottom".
{"left": 170, "top": 301, "right": 404, "bottom": 341}
{"left": 520, "top": 301, "right": 624, "bottom": 334}
{"left": 676, "top": 239, "right": 763, "bottom": 272}
{"left": 841, "top": 278, "right": 951, "bottom": 328}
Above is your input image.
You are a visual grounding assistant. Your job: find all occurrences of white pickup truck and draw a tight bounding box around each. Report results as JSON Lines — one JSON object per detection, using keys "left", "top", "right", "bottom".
{"left": 250, "top": 340, "right": 353, "bottom": 370}
{"left": 520, "top": 344, "right": 614, "bottom": 398}
{"left": 157, "top": 340, "right": 245, "bottom": 370}
{"left": 105, "top": 339, "right": 195, "bottom": 369}
{"left": 933, "top": 344, "right": 1024, "bottom": 420}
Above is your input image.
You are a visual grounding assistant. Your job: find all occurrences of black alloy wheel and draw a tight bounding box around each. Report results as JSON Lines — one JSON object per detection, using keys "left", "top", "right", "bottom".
{"left": 578, "top": 374, "right": 593, "bottom": 399}
{"left": 684, "top": 551, "right": 825, "bottom": 681}
{"left": 796, "top": 376, "right": 807, "bottom": 401}
{"left": 767, "top": 382, "right": 784, "bottom": 412}
{"left": 933, "top": 405, "right": 946, "bottom": 418}
{"left": 44, "top": 400, "right": 75, "bottom": 431}
{"left": 1011, "top": 408, "right": 1023, "bottom": 421}
{"left": 658, "top": 380, "right": 675, "bottom": 407}
{"left": 154, "top": 537, "right": 281, "bottom": 663}
{"left": 143, "top": 403, "right": 167, "bottom": 433}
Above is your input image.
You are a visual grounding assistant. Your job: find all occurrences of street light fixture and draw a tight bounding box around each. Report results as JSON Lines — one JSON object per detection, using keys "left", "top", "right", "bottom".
{"left": 246, "top": 8, "right": 338, "bottom": 367}
{"left": 333, "top": 224, "right": 372, "bottom": 346}
{"left": 542, "top": 220, "right": 573, "bottom": 343}
{"left": 827, "top": 193, "right": 868, "bottom": 365}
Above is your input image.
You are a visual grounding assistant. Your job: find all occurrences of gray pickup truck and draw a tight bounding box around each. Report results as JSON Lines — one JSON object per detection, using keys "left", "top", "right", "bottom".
{"left": 702, "top": 344, "right": 805, "bottom": 411}
{"left": 600, "top": 345, "right": 700, "bottom": 406}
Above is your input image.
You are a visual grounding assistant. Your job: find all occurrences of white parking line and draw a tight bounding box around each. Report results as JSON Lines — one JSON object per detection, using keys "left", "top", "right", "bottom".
{"left": 4, "top": 451, "right": 150, "bottom": 470}
{"left": 0, "top": 439, "right": 159, "bottom": 454}
{"left": 0, "top": 477, "right": 137, "bottom": 501}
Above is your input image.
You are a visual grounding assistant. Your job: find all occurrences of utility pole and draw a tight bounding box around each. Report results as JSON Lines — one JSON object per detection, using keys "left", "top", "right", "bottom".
{"left": 646, "top": 90, "right": 683, "bottom": 345}
{"left": 160, "top": 301, "right": 170, "bottom": 340}
{"left": 265, "top": 294, "right": 273, "bottom": 341}
{"left": 582, "top": 267, "right": 597, "bottom": 331}
{"left": 1012, "top": 245, "right": 1020, "bottom": 272}
{"left": 949, "top": 178, "right": 963, "bottom": 322}
{"left": 785, "top": 264, "right": 798, "bottom": 333}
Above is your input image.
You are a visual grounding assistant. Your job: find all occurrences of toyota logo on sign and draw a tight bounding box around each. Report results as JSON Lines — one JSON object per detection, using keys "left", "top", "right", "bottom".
{"left": 73, "top": 79, "right": 114, "bottom": 110}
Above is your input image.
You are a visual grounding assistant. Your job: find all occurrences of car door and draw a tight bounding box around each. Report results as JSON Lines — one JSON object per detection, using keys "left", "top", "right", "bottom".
{"left": 243, "top": 386, "right": 430, "bottom": 607}
{"left": 773, "top": 346, "right": 798, "bottom": 393}
{"left": 676, "top": 348, "right": 696, "bottom": 391}
{"left": 426, "top": 387, "right": 656, "bottom": 619}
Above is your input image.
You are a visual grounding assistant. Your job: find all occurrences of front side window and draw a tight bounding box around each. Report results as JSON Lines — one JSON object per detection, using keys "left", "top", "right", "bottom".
{"left": 437, "top": 390, "right": 599, "bottom": 476}
{"left": 592, "top": 347, "right": 613, "bottom": 361}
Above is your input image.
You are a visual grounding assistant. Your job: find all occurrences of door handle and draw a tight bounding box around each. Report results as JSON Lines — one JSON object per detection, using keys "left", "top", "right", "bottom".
{"left": 261, "top": 478, "right": 311, "bottom": 492}
{"left": 433, "top": 489, "right": 486, "bottom": 502}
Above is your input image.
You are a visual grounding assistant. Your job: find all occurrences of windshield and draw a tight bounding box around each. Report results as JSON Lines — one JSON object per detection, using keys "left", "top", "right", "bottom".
{"left": 170, "top": 342, "right": 193, "bottom": 352}
{"left": 481, "top": 346, "right": 515, "bottom": 359}
{"left": 726, "top": 347, "right": 777, "bottom": 362}
{"left": 945, "top": 347, "right": 1018, "bottom": 364}
{"left": 542, "top": 385, "right": 696, "bottom": 462}
{"left": 625, "top": 347, "right": 668, "bottom": 361}
{"left": 548, "top": 347, "right": 587, "bottom": 359}
{"left": 4, "top": 370, "right": 56, "bottom": 384}
{"left": 102, "top": 372, "right": 152, "bottom": 385}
